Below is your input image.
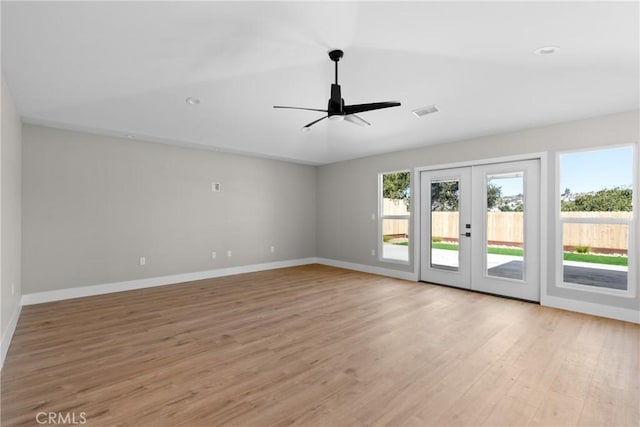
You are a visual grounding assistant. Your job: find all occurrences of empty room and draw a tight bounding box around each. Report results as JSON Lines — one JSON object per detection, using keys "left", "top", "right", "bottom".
{"left": 1, "top": 1, "right": 638, "bottom": 426}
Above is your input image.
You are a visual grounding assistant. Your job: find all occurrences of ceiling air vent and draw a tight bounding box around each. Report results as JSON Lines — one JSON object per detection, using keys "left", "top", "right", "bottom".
{"left": 412, "top": 104, "right": 439, "bottom": 118}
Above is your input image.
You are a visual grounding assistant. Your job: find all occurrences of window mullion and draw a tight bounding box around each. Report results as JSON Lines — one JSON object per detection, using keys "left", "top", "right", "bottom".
{"left": 560, "top": 217, "right": 631, "bottom": 225}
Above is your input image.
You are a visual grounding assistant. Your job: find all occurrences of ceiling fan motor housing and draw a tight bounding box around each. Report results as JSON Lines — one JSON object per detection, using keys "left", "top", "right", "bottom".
{"left": 328, "top": 84, "right": 345, "bottom": 116}
{"left": 328, "top": 49, "right": 344, "bottom": 62}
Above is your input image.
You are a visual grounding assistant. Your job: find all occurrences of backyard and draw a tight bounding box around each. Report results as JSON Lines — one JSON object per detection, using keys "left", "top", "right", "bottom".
{"left": 425, "top": 241, "right": 629, "bottom": 266}
{"left": 382, "top": 164, "right": 632, "bottom": 291}
{"left": 384, "top": 238, "right": 629, "bottom": 290}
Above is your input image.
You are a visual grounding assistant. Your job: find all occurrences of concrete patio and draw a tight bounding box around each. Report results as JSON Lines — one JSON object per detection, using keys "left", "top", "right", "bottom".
{"left": 383, "top": 245, "right": 628, "bottom": 290}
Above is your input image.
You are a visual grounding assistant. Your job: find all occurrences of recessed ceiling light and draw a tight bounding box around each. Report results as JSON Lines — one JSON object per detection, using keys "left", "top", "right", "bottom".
{"left": 185, "top": 97, "right": 201, "bottom": 105}
{"left": 125, "top": 134, "right": 134, "bottom": 139}
{"left": 412, "top": 104, "right": 439, "bottom": 118}
{"left": 534, "top": 46, "right": 559, "bottom": 55}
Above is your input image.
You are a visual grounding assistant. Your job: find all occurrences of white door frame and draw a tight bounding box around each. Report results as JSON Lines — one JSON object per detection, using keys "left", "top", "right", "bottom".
{"left": 413, "top": 153, "right": 549, "bottom": 300}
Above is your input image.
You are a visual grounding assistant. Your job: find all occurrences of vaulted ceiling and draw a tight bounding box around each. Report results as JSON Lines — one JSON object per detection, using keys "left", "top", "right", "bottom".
{"left": 2, "top": 1, "right": 638, "bottom": 165}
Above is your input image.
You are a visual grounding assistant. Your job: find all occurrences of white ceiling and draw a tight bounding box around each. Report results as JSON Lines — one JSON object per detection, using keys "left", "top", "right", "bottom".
{"left": 2, "top": 1, "right": 638, "bottom": 165}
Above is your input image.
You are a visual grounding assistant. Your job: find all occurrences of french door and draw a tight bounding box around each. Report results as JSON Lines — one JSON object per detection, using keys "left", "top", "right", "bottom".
{"left": 420, "top": 160, "right": 540, "bottom": 301}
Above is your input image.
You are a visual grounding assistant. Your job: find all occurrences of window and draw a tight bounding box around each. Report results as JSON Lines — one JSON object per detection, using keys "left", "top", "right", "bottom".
{"left": 558, "top": 146, "right": 635, "bottom": 293}
{"left": 380, "top": 171, "right": 411, "bottom": 263}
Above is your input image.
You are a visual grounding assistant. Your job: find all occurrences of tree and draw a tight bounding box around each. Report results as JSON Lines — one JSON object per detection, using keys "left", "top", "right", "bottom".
{"left": 383, "top": 172, "right": 411, "bottom": 208}
{"left": 486, "top": 183, "right": 502, "bottom": 210}
{"left": 431, "top": 181, "right": 459, "bottom": 211}
{"left": 561, "top": 187, "right": 632, "bottom": 212}
{"left": 431, "top": 182, "right": 502, "bottom": 211}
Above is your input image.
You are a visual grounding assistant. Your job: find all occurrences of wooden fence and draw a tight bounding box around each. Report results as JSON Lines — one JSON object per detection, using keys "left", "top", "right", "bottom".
{"left": 382, "top": 199, "right": 410, "bottom": 236}
{"left": 429, "top": 212, "right": 526, "bottom": 247}
{"left": 560, "top": 212, "right": 630, "bottom": 252}
{"left": 382, "top": 199, "right": 630, "bottom": 252}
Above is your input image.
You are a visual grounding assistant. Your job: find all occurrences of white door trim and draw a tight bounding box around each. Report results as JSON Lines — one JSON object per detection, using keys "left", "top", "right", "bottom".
{"left": 414, "top": 152, "right": 548, "bottom": 173}
{"left": 414, "top": 152, "right": 548, "bottom": 300}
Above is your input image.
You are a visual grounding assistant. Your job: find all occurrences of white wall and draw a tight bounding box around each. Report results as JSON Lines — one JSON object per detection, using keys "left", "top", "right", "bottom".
{"left": 1, "top": 72, "right": 23, "bottom": 364}
{"left": 22, "top": 125, "right": 316, "bottom": 294}
{"left": 317, "top": 111, "right": 640, "bottom": 315}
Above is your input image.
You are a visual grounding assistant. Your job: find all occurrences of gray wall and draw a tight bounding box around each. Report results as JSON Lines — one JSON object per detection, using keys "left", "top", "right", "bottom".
{"left": 18, "top": 110, "right": 640, "bottom": 314}
{"left": 1, "top": 72, "right": 22, "bottom": 338}
{"left": 317, "top": 111, "right": 640, "bottom": 310}
{"left": 22, "top": 125, "right": 316, "bottom": 293}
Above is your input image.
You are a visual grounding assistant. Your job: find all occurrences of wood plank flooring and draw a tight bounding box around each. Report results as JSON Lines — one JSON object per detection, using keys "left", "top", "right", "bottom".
{"left": 2, "top": 264, "right": 638, "bottom": 426}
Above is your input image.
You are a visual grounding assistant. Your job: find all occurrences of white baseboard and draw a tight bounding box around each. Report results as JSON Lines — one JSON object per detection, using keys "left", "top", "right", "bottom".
{"left": 8, "top": 256, "right": 637, "bottom": 378}
{"left": 1, "top": 303, "right": 22, "bottom": 370}
{"left": 21, "top": 257, "right": 417, "bottom": 306}
{"left": 21, "top": 258, "right": 318, "bottom": 306}
{"left": 542, "top": 295, "right": 640, "bottom": 324}
{"left": 316, "top": 257, "right": 418, "bottom": 281}
{"left": 20, "top": 257, "right": 636, "bottom": 326}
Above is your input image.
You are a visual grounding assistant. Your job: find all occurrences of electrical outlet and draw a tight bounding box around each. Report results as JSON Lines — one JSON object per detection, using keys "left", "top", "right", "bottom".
{"left": 227, "top": 250, "right": 232, "bottom": 257}
{"left": 11, "top": 283, "right": 15, "bottom": 296}
{"left": 211, "top": 251, "right": 217, "bottom": 259}
{"left": 212, "top": 182, "right": 221, "bottom": 192}
{"left": 270, "top": 246, "right": 275, "bottom": 253}
{"left": 371, "top": 213, "right": 376, "bottom": 221}
{"left": 371, "top": 249, "right": 376, "bottom": 256}
{"left": 139, "top": 256, "right": 146, "bottom": 266}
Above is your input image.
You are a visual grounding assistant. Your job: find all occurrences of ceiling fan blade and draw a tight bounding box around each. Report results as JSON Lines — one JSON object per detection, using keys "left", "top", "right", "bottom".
{"left": 274, "top": 106, "right": 328, "bottom": 113}
{"left": 276, "top": 50, "right": 401, "bottom": 131}
{"left": 302, "top": 115, "right": 328, "bottom": 130}
{"left": 343, "top": 101, "right": 401, "bottom": 115}
{"left": 344, "top": 114, "right": 371, "bottom": 127}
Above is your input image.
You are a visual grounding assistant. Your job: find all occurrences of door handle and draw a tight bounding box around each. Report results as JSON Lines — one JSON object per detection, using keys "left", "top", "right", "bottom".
{"left": 460, "top": 232, "right": 471, "bottom": 237}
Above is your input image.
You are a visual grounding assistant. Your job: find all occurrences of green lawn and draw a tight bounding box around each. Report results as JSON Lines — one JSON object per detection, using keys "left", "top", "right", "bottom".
{"left": 563, "top": 252, "right": 628, "bottom": 266}
{"left": 393, "top": 242, "right": 628, "bottom": 266}
{"left": 430, "top": 242, "right": 523, "bottom": 256}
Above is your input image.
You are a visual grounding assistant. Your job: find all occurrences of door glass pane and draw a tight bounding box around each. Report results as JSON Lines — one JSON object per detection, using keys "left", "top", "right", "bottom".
{"left": 430, "top": 180, "right": 460, "bottom": 271}
{"left": 382, "top": 219, "right": 409, "bottom": 261}
{"left": 485, "top": 172, "right": 524, "bottom": 280}
{"left": 562, "top": 222, "right": 629, "bottom": 290}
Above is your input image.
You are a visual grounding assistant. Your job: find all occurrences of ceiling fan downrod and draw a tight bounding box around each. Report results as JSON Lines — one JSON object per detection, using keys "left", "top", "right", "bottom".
{"left": 328, "top": 49, "right": 343, "bottom": 85}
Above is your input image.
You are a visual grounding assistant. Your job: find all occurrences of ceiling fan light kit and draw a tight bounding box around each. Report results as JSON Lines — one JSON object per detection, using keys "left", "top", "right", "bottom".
{"left": 274, "top": 49, "right": 401, "bottom": 131}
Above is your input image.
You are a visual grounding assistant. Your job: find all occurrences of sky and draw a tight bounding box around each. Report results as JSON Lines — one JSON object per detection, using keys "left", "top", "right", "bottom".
{"left": 490, "top": 146, "right": 634, "bottom": 197}
{"left": 490, "top": 176, "right": 523, "bottom": 197}
{"left": 560, "top": 146, "right": 634, "bottom": 194}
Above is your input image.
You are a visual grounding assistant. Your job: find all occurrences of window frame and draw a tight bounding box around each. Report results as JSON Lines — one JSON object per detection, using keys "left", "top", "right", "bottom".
{"left": 555, "top": 144, "right": 637, "bottom": 297}
{"left": 378, "top": 170, "right": 412, "bottom": 265}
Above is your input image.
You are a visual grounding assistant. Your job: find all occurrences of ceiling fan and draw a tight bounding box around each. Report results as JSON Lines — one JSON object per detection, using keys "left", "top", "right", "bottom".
{"left": 274, "top": 49, "right": 401, "bottom": 132}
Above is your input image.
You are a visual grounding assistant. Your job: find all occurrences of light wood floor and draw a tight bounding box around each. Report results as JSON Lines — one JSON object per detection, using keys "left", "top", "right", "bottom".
{"left": 2, "top": 265, "right": 638, "bottom": 426}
